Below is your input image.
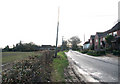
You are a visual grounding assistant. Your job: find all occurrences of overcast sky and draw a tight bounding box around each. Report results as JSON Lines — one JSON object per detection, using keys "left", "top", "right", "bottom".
{"left": 0, "top": 0, "right": 119, "bottom": 48}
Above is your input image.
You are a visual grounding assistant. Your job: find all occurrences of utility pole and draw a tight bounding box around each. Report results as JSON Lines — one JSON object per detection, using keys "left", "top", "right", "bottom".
{"left": 54, "top": 7, "right": 60, "bottom": 58}
{"left": 61, "top": 36, "right": 64, "bottom": 51}
{"left": 84, "top": 33, "right": 85, "bottom": 43}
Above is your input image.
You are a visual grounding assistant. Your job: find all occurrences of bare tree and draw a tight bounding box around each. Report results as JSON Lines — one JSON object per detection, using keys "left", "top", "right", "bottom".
{"left": 68, "top": 36, "right": 81, "bottom": 50}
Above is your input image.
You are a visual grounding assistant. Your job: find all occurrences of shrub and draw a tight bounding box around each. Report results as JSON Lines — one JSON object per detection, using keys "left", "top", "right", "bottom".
{"left": 113, "top": 50, "right": 120, "bottom": 56}
{"left": 87, "top": 50, "right": 106, "bottom": 56}
{"left": 98, "top": 50, "right": 106, "bottom": 55}
{"left": 105, "top": 48, "right": 112, "bottom": 53}
{"left": 87, "top": 50, "right": 99, "bottom": 56}
{"left": 81, "top": 50, "right": 88, "bottom": 54}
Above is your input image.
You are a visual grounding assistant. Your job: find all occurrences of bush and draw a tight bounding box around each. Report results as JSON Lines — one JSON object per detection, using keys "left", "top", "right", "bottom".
{"left": 87, "top": 50, "right": 99, "bottom": 56}
{"left": 87, "top": 50, "right": 106, "bottom": 56}
{"left": 81, "top": 50, "right": 88, "bottom": 54}
{"left": 113, "top": 50, "right": 120, "bottom": 56}
{"left": 105, "top": 48, "right": 112, "bottom": 53}
{"left": 99, "top": 50, "right": 106, "bottom": 55}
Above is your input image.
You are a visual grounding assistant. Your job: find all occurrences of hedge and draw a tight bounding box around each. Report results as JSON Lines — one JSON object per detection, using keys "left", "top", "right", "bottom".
{"left": 87, "top": 50, "right": 106, "bottom": 56}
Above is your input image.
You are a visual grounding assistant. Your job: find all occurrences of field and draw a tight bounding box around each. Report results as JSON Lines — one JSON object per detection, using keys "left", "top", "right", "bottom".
{"left": 2, "top": 52, "right": 41, "bottom": 64}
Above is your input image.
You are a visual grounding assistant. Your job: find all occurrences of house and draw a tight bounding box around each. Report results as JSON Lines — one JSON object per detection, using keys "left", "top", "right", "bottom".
{"left": 106, "top": 22, "right": 120, "bottom": 36}
{"left": 90, "top": 35, "right": 95, "bottom": 50}
{"left": 83, "top": 40, "right": 90, "bottom": 49}
{"left": 94, "top": 22, "right": 120, "bottom": 50}
{"left": 94, "top": 32, "right": 107, "bottom": 50}
{"left": 105, "top": 22, "right": 120, "bottom": 49}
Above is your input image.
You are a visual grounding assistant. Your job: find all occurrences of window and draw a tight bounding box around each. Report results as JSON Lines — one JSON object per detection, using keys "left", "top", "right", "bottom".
{"left": 96, "top": 39, "right": 98, "bottom": 42}
{"left": 103, "top": 37, "right": 105, "bottom": 41}
{"left": 90, "top": 40, "right": 92, "bottom": 43}
{"left": 109, "top": 33, "right": 112, "bottom": 35}
{"left": 113, "top": 31, "right": 117, "bottom": 36}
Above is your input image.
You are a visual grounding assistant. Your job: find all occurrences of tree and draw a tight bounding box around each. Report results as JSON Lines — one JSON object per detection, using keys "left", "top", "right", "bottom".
{"left": 68, "top": 36, "right": 81, "bottom": 50}
{"left": 62, "top": 40, "right": 68, "bottom": 50}
{"left": 105, "top": 35, "right": 114, "bottom": 45}
{"left": 3, "top": 45, "right": 9, "bottom": 51}
{"left": 105, "top": 35, "right": 114, "bottom": 50}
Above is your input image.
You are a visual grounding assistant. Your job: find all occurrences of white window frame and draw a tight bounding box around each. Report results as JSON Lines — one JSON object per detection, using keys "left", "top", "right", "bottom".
{"left": 103, "top": 37, "right": 105, "bottom": 41}
{"left": 90, "top": 40, "right": 92, "bottom": 43}
{"left": 113, "top": 31, "right": 117, "bottom": 36}
{"left": 100, "top": 42, "right": 102, "bottom": 45}
{"left": 96, "top": 39, "right": 98, "bottom": 42}
{"left": 109, "top": 33, "right": 112, "bottom": 35}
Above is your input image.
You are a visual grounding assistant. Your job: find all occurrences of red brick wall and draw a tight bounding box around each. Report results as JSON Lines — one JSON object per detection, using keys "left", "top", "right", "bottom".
{"left": 90, "top": 38, "right": 92, "bottom": 46}
{"left": 117, "top": 30, "right": 120, "bottom": 36}
{"left": 100, "top": 37, "right": 103, "bottom": 42}
{"left": 100, "top": 37, "right": 103, "bottom": 46}
{"left": 94, "top": 35, "right": 99, "bottom": 50}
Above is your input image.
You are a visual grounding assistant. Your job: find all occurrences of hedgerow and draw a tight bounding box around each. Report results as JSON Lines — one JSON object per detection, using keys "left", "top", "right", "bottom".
{"left": 2, "top": 51, "right": 54, "bottom": 83}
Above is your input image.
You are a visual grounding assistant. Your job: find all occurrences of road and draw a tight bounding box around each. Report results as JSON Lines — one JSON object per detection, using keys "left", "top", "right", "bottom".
{"left": 66, "top": 50, "right": 119, "bottom": 82}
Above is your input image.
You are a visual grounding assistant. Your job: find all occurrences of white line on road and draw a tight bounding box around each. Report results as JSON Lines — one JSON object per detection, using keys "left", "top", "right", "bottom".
{"left": 75, "top": 64, "right": 99, "bottom": 82}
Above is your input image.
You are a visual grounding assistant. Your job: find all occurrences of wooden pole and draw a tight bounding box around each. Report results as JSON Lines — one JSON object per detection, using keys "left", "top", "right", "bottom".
{"left": 54, "top": 7, "right": 60, "bottom": 58}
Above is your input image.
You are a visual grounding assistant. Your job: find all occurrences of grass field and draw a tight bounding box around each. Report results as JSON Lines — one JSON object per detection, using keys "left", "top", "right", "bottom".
{"left": 51, "top": 51, "right": 69, "bottom": 82}
{"left": 2, "top": 52, "right": 41, "bottom": 64}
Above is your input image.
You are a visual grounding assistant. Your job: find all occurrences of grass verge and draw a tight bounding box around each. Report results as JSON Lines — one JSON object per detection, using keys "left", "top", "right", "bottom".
{"left": 51, "top": 51, "right": 69, "bottom": 82}
{"left": 2, "top": 52, "right": 41, "bottom": 64}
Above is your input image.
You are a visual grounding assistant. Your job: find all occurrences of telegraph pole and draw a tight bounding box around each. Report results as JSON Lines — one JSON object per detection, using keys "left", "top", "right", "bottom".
{"left": 61, "top": 36, "right": 64, "bottom": 51}
{"left": 54, "top": 7, "right": 60, "bottom": 58}
{"left": 84, "top": 33, "right": 85, "bottom": 43}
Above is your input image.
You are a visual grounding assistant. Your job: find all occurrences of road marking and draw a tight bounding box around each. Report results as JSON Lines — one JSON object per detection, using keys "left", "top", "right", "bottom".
{"left": 74, "top": 61, "right": 79, "bottom": 64}
{"left": 75, "top": 65, "right": 99, "bottom": 82}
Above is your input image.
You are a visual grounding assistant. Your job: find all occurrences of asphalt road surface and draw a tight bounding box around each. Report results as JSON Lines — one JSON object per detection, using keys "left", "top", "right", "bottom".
{"left": 66, "top": 50, "right": 119, "bottom": 82}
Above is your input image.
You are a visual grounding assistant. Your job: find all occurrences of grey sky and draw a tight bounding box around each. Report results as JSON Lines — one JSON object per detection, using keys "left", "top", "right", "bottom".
{"left": 0, "top": 0, "right": 119, "bottom": 48}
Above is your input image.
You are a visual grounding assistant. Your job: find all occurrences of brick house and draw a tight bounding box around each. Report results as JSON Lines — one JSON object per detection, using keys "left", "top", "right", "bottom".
{"left": 105, "top": 22, "right": 120, "bottom": 50}
{"left": 90, "top": 35, "right": 95, "bottom": 50}
{"left": 107, "top": 22, "right": 120, "bottom": 36}
{"left": 94, "top": 22, "right": 120, "bottom": 50}
{"left": 94, "top": 32, "right": 107, "bottom": 50}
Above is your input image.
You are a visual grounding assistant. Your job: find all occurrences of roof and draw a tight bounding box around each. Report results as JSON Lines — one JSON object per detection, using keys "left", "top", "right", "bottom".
{"left": 95, "top": 22, "right": 120, "bottom": 38}
{"left": 90, "top": 35, "right": 95, "bottom": 39}
{"left": 83, "top": 40, "right": 90, "bottom": 45}
{"left": 105, "top": 22, "right": 120, "bottom": 33}
{"left": 96, "top": 32, "right": 107, "bottom": 37}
